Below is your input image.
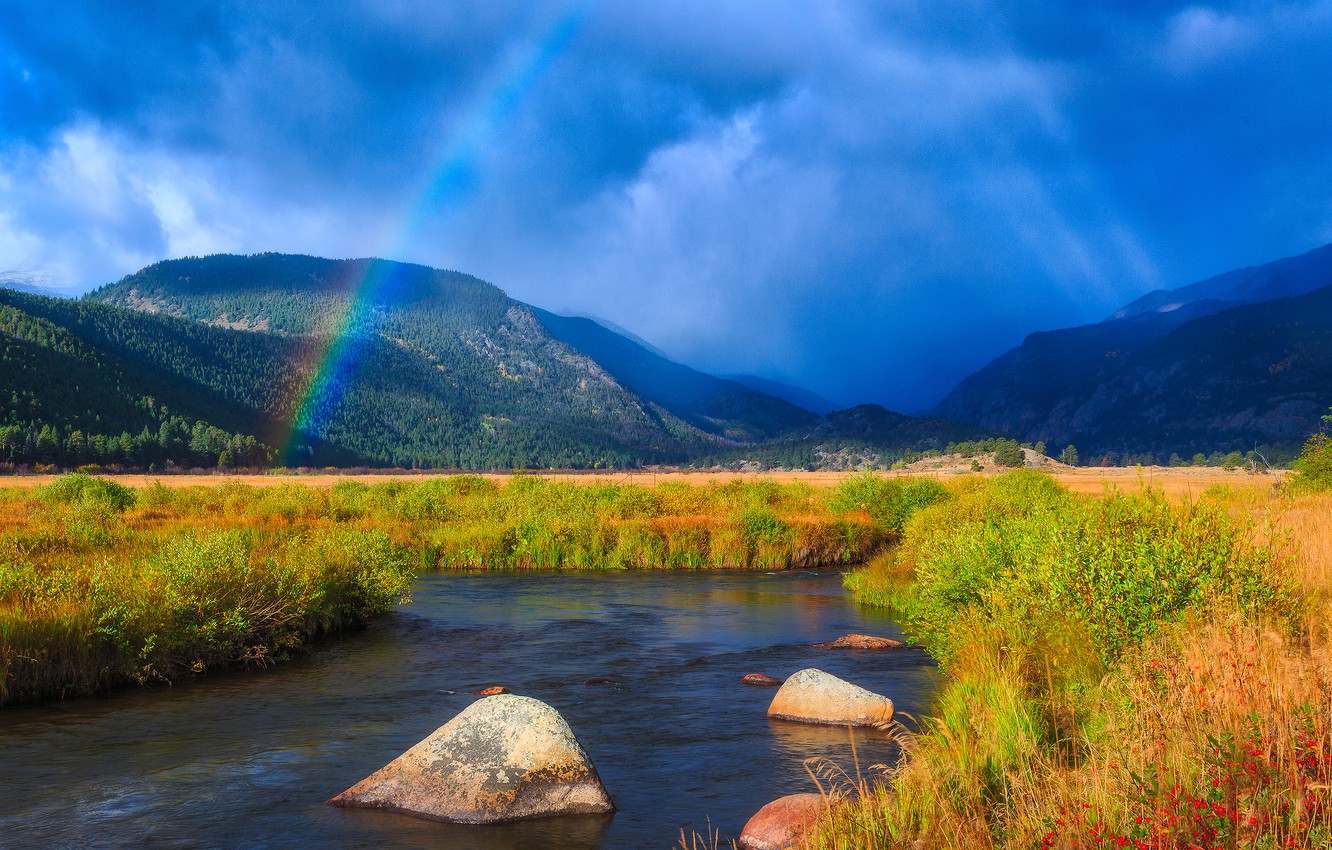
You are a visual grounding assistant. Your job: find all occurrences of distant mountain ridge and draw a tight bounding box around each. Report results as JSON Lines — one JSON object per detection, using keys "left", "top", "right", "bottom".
{"left": 0, "top": 252, "right": 987, "bottom": 471}
{"left": 934, "top": 243, "right": 1332, "bottom": 459}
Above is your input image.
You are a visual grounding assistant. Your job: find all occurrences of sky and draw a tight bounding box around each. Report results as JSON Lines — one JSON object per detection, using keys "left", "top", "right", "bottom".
{"left": 1, "top": 1, "right": 1330, "bottom": 412}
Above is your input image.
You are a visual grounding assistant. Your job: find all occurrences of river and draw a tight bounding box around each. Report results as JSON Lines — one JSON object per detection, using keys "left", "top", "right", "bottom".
{"left": 0, "top": 570, "right": 937, "bottom": 849}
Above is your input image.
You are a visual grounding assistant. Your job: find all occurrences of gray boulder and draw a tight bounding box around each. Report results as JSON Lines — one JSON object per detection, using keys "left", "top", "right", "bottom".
{"left": 767, "top": 668, "right": 894, "bottom": 726}
{"left": 329, "top": 694, "right": 614, "bottom": 823}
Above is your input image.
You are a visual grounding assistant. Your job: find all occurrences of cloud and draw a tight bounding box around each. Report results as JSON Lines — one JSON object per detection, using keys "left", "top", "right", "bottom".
{"left": 0, "top": 0, "right": 1329, "bottom": 409}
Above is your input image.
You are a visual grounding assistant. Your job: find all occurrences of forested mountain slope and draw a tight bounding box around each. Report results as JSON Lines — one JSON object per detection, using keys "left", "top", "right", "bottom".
{"left": 533, "top": 308, "right": 818, "bottom": 440}
{"left": 935, "top": 278, "right": 1332, "bottom": 459}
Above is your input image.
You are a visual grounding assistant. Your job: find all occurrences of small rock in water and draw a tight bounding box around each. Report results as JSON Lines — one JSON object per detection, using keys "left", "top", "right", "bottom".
{"left": 739, "top": 793, "right": 833, "bottom": 850}
{"left": 329, "top": 694, "right": 614, "bottom": 823}
{"left": 469, "top": 686, "right": 509, "bottom": 695}
{"left": 813, "top": 633, "right": 905, "bottom": 650}
{"left": 582, "top": 678, "right": 616, "bottom": 686}
{"left": 767, "top": 668, "right": 894, "bottom": 727}
{"left": 741, "top": 673, "right": 784, "bottom": 687}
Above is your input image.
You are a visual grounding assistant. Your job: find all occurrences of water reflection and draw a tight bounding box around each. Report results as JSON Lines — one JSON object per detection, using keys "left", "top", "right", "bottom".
{"left": 0, "top": 571, "right": 936, "bottom": 849}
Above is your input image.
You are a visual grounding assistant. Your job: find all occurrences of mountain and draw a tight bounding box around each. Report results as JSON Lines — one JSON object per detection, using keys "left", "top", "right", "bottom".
{"left": 66, "top": 253, "right": 830, "bottom": 468}
{"left": 77, "top": 254, "right": 728, "bottom": 468}
{"left": 1112, "top": 243, "right": 1332, "bottom": 320}
{"left": 0, "top": 289, "right": 280, "bottom": 468}
{"left": 934, "top": 244, "right": 1332, "bottom": 459}
{"left": 722, "top": 374, "right": 838, "bottom": 415}
{"left": 533, "top": 309, "right": 817, "bottom": 440}
{"left": 0, "top": 268, "right": 66, "bottom": 297}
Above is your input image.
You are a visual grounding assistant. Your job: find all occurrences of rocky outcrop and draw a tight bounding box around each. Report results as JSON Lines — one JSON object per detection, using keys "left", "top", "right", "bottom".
{"left": 739, "top": 793, "right": 833, "bottom": 850}
{"left": 741, "top": 673, "right": 784, "bottom": 686}
{"left": 767, "top": 668, "right": 894, "bottom": 727}
{"left": 329, "top": 695, "right": 614, "bottom": 823}
{"left": 813, "top": 634, "right": 905, "bottom": 650}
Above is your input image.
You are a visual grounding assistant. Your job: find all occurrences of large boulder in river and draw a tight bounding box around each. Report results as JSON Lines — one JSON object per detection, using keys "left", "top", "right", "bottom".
{"left": 767, "top": 668, "right": 894, "bottom": 727}
{"left": 739, "top": 793, "right": 833, "bottom": 850}
{"left": 328, "top": 694, "right": 614, "bottom": 823}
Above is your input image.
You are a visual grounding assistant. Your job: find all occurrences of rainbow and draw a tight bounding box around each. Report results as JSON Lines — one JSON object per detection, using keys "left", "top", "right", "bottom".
{"left": 280, "top": 6, "right": 590, "bottom": 465}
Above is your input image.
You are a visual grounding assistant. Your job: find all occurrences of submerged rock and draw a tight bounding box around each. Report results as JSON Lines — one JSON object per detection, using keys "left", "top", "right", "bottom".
{"left": 328, "top": 694, "right": 614, "bottom": 823}
{"left": 767, "top": 668, "right": 894, "bottom": 727}
{"left": 813, "top": 634, "right": 905, "bottom": 650}
{"left": 582, "top": 678, "right": 617, "bottom": 686}
{"left": 739, "top": 793, "right": 832, "bottom": 850}
{"left": 469, "top": 686, "right": 510, "bottom": 695}
{"left": 741, "top": 673, "right": 784, "bottom": 687}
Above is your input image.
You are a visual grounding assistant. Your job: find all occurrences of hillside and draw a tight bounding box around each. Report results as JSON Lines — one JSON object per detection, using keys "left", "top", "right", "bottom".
{"left": 934, "top": 244, "right": 1332, "bottom": 459}
{"left": 75, "top": 255, "right": 739, "bottom": 468}
{"left": 533, "top": 308, "right": 818, "bottom": 440}
{"left": 0, "top": 289, "right": 277, "bottom": 468}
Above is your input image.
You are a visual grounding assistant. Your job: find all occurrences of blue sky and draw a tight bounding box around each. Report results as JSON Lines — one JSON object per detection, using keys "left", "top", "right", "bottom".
{"left": 1, "top": 1, "right": 1329, "bottom": 411}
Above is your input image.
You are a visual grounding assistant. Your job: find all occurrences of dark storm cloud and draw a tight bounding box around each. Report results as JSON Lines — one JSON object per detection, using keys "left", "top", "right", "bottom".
{"left": 1, "top": 0, "right": 1329, "bottom": 409}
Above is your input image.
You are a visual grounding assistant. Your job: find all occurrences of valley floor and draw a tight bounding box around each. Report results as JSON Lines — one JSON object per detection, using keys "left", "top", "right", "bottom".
{"left": 0, "top": 465, "right": 1281, "bottom": 496}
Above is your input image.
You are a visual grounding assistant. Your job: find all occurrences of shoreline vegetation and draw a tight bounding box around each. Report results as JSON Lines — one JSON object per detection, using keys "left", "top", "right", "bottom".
{"left": 5, "top": 457, "right": 1328, "bottom": 849}
{"left": 808, "top": 463, "right": 1332, "bottom": 849}
{"left": 0, "top": 472, "right": 944, "bottom": 705}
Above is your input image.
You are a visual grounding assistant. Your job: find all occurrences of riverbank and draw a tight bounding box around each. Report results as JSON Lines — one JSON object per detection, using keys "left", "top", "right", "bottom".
{"left": 807, "top": 471, "right": 1331, "bottom": 850}
{"left": 0, "top": 473, "right": 944, "bottom": 705}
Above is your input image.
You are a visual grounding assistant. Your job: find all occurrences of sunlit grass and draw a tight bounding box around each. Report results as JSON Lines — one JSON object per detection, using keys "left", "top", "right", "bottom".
{"left": 0, "top": 472, "right": 937, "bottom": 705}
{"left": 808, "top": 473, "right": 1332, "bottom": 849}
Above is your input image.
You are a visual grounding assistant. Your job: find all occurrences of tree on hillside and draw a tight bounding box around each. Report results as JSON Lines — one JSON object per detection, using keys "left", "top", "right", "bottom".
{"left": 993, "top": 440, "right": 1025, "bottom": 467}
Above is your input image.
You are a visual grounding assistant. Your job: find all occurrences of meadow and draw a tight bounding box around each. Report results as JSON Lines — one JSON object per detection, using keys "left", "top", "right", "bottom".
{"left": 808, "top": 468, "right": 1332, "bottom": 850}
{"left": 0, "top": 472, "right": 943, "bottom": 705}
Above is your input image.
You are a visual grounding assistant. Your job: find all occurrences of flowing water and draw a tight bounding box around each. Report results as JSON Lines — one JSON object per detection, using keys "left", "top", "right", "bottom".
{"left": 0, "top": 571, "right": 937, "bottom": 849}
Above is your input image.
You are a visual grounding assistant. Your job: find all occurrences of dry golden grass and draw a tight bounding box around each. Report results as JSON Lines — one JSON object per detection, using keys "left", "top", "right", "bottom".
{"left": 0, "top": 466, "right": 1281, "bottom": 495}
{"left": 806, "top": 484, "right": 1332, "bottom": 850}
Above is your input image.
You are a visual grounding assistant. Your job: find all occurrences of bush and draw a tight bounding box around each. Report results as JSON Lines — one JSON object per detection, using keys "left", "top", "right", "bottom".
{"left": 882, "top": 471, "right": 1291, "bottom": 664}
{"left": 1292, "top": 433, "right": 1332, "bottom": 493}
{"left": 38, "top": 473, "right": 137, "bottom": 512}
{"left": 829, "top": 473, "right": 951, "bottom": 537}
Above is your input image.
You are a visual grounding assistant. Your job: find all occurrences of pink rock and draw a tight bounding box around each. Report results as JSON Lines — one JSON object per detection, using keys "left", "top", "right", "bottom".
{"left": 813, "top": 634, "right": 905, "bottom": 650}
{"left": 469, "top": 686, "right": 509, "bottom": 696}
{"left": 741, "top": 673, "right": 784, "bottom": 687}
{"left": 738, "top": 793, "right": 832, "bottom": 850}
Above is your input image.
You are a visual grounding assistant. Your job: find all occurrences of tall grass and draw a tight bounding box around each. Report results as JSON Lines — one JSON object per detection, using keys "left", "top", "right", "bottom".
{"left": 2, "top": 472, "right": 941, "bottom": 705}
{"left": 811, "top": 471, "right": 1327, "bottom": 849}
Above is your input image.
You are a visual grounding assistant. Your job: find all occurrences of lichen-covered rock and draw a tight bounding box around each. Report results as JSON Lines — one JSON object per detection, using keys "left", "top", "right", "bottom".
{"left": 328, "top": 695, "right": 614, "bottom": 823}
{"left": 739, "top": 794, "right": 832, "bottom": 850}
{"left": 813, "top": 634, "right": 905, "bottom": 650}
{"left": 766, "top": 668, "right": 893, "bottom": 727}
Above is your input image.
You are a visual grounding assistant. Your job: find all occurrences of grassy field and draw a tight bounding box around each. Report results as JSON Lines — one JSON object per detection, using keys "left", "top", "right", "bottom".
{"left": 0, "top": 472, "right": 946, "bottom": 705}
{"left": 0, "top": 464, "right": 1279, "bottom": 494}
{"left": 806, "top": 471, "right": 1331, "bottom": 850}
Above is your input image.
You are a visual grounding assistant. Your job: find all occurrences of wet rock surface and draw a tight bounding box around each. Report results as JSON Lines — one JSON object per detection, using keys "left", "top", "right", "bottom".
{"left": 738, "top": 793, "right": 832, "bottom": 850}
{"left": 741, "top": 673, "right": 784, "bottom": 686}
{"left": 329, "top": 694, "right": 615, "bottom": 824}
{"left": 813, "top": 634, "right": 905, "bottom": 650}
{"left": 767, "top": 668, "right": 894, "bottom": 727}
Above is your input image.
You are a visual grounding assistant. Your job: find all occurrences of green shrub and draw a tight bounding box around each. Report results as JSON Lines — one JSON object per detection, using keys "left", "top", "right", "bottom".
{"left": 1292, "top": 433, "right": 1332, "bottom": 493}
{"left": 829, "top": 473, "right": 951, "bottom": 537}
{"left": 879, "top": 471, "right": 1291, "bottom": 665}
{"left": 38, "top": 474, "right": 137, "bottom": 512}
